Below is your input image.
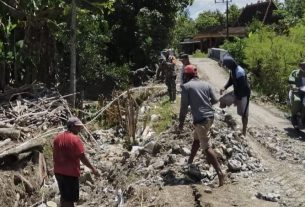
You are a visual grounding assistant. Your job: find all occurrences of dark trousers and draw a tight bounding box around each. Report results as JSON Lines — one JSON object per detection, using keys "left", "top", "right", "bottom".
{"left": 165, "top": 76, "right": 176, "bottom": 101}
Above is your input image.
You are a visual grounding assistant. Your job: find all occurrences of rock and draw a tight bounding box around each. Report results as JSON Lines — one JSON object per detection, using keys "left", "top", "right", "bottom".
{"left": 172, "top": 144, "right": 182, "bottom": 154}
{"left": 256, "top": 192, "right": 280, "bottom": 202}
{"left": 204, "top": 188, "right": 212, "bottom": 194}
{"left": 228, "top": 159, "right": 242, "bottom": 172}
{"left": 151, "top": 114, "right": 161, "bottom": 122}
{"left": 153, "top": 159, "right": 165, "bottom": 169}
{"left": 144, "top": 141, "right": 161, "bottom": 155}
{"left": 214, "top": 148, "right": 225, "bottom": 160}
{"left": 182, "top": 147, "right": 191, "bottom": 156}
{"left": 78, "top": 191, "right": 89, "bottom": 203}
{"left": 224, "top": 114, "right": 237, "bottom": 128}
{"left": 79, "top": 171, "right": 93, "bottom": 184}
{"left": 46, "top": 201, "right": 57, "bottom": 207}
{"left": 184, "top": 164, "right": 203, "bottom": 181}
{"left": 130, "top": 146, "right": 145, "bottom": 156}
{"left": 225, "top": 148, "right": 233, "bottom": 157}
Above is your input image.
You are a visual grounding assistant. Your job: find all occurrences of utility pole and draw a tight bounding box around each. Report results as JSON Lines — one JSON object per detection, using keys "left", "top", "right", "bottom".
{"left": 215, "top": 0, "right": 232, "bottom": 39}
{"left": 70, "top": 0, "right": 76, "bottom": 108}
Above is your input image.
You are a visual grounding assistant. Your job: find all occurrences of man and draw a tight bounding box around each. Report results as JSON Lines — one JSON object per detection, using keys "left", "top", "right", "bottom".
{"left": 179, "top": 54, "right": 191, "bottom": 85}
{"left": 288, "top": 61, "right": 305, "bottom": 128}
{"left": 53, "top": 117, "right": 100, "bottom": 207}
{"left": 220, "top": 55, "right": 251, "bottom": 136}
{"left": 178, "top": 64, "right": 225, "bottom": 187}
{"left": 158, "top": 56, "right": 177, "bottom": 102}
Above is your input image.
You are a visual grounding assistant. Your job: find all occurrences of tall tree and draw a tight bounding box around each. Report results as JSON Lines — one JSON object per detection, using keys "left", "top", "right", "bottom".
{"left": 171, "top": 12, "right": 197, "bottom": 49}
{"left": 195, "top": 10, "right": 225, "bottom": 31}
{"left": 70, "top": 0, "right": 77, "bottom": 107}
{"left": 228, "top": 4, "right": 241, "bottom": 26}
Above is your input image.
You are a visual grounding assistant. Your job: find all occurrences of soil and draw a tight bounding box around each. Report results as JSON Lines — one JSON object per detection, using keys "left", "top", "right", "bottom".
{"left": 151, "top": 58, "right": 305, "bottom": 207}
{"left": 2, "top": 58, "right": 305, "bottom": 207}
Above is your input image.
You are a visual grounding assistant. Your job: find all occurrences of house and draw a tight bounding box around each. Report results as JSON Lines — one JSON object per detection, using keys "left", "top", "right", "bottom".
{"left": 180, "top": 0, "right": 278, "bottom": 54}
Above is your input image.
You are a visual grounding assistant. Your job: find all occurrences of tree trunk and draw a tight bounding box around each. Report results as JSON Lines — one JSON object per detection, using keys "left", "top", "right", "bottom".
{"left": 70, "top": 0, "right": 77, "bottom": 108}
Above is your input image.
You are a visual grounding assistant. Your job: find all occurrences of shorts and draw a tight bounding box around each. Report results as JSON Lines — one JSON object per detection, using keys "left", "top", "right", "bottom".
{"left": 219, "top": 91, "right": 249, "bottom": 117}
{"left": 55, "top": 173, "right": 79, "bottom": 202}
{"left": 193, "top": 118, "right": 213, "bottom": 150}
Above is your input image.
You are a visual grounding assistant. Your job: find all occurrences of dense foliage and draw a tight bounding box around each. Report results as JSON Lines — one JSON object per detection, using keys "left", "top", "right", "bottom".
{"left": 221, "top": 14, "right": 305, "bottom": 101}
{"left": 0, "top": 0, "right": 192, "bottom": 99}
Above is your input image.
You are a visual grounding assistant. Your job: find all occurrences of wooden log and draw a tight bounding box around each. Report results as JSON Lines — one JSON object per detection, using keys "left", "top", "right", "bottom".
{"left": 0, "top": 138, "right": 11, "bottom": 148}
{"left": 38, "top": 152, "right": 47, "bottom": 187}
{"left": 0, "top": 138, "right": 45, "bottom": 161}
{"left": 0, "top": 128, "right": 20, "bottom": 140}
{"left": 13, "top": 174, "right": 34, "bottom": 194}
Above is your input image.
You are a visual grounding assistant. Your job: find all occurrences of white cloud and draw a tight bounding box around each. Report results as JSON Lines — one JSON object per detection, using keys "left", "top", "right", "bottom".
{"left": 188, "top": 0, "right": 284, "bottom": 19}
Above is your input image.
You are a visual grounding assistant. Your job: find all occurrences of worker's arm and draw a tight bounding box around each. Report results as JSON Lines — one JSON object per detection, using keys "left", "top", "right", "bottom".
{"left": 80, "top": 153, "right": 100, "bottom": 177}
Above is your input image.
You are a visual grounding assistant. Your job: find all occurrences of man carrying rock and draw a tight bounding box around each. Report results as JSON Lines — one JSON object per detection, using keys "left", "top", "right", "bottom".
{"left": 178, "top": 64, "right": 225, "bottom": 186}
{"left": 219, "top": 55, "right": 251, "bottom": 136}
{"left": 53, "top": 117, "right": 100, "bottom": 207}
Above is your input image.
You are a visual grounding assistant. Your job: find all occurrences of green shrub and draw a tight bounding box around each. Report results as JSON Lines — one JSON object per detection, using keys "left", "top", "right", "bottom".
{"left": 243, "top": 25, "right": 304, "bottom": 101}
{"left": 192, "top": 49, "right": 207, "bottom": 58}
{"left": 150, "top": 99, "right": 174, "bottom": 134}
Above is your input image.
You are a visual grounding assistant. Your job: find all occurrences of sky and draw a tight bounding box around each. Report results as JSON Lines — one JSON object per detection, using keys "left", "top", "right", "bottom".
{"left": 188, "top": 0, "right": 284, "bottom": 19}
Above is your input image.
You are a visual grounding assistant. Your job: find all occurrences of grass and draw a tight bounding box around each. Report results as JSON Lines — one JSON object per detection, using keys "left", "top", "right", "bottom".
{"left": 192, "top": 49, "right": 207, "bottom": 58}
{"left": 149, "top": 98, "right": 175, "bottom": 134}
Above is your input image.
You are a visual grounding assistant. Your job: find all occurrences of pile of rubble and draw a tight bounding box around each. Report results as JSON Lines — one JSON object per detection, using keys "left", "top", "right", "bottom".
{"left": 40, "top": 100, "right": 265, "bottom": 207}
{"left": 0, "top": 84, "right": 71, "bottom": 207}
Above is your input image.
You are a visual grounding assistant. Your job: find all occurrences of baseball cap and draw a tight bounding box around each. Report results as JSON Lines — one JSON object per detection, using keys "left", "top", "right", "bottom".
{"left": 184, "top": 64, "right": 197, "bottom": 76}
{"left": 67, "top": 116, "right": 83, "bottom": 127}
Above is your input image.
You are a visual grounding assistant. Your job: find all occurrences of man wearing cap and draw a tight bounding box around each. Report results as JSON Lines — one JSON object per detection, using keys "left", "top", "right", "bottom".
{"left": 178, "top": 64, "right": 225, "bottom": 187}
{"left": 220, "top": 54, "right": 251, "bottom": 136}
{"left": 53, "top": 117, "right": 100, "bottom": 207}
{"left": 288, "top": 61, "right": 305, "bottom": 128}
{"left": 158, "top": 55, "right": 177, "bottom": 102}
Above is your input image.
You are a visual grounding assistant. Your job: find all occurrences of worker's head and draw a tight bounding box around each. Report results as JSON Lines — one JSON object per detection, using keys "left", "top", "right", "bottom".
{"left": 179, "top": 54, "right": 190, "bottom": 66}
{"left": 67, "top": 116, "right": 83, "bottom": 134}
{"left": 222, "top": 55, "right": 238, "bottom": 71}
{"left": 183, "top": 64, "right": 198, "bottom": 83}
{"left": 300, "top": 61, "right": 305, "bottom": 71}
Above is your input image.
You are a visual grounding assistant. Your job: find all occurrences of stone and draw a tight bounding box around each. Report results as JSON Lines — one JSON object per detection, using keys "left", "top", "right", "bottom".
{"left": 172, "top": 144, "right": 182, "bottom": 154}
{"left": 256, "top": 192, "right": 280, "bottom": 202}
{"left": 204, "top": 188, "right": 212, "bottom": 194}
{"left": 184, "top": 164, "right": 203, "bottom": 181}
{"left": 182, "top": 147, "right": 191, "bottom": 156}
{"left": 225, "top": 148, "right": 233, "bottom": 157}
{"left": 153, "top": 159, "right": 165, "bottom": 169}
{"left": 228, "top": 159, "right": 242, "bottom": 172}
{"left": 151, "top": 114, "right": 161, "bottom": 122}
{"left": 214, "top": 148, "right": 224, "bottom": 160}
{"left": 144, "top": 141, "right": 161, "bottom": 155}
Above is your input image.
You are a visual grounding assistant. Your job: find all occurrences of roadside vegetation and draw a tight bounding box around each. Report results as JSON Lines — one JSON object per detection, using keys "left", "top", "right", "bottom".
{"left": 192, "top": 49, "right": 207, "bottom": 58}
{"left": 150, "top": 98, "right": 175, "bottom": 134}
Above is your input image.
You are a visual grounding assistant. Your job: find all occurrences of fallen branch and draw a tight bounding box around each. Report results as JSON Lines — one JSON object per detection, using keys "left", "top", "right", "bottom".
{"left": 0, "top": 128, "right": 20, "bottom": 140}
{"left": 13, "top": 174, "right": 34, "bottom": 194}
{"left": 0, "top": 138, "right": 11, "bottom": 148}
{"left": 38, "top": 153, "right": 48, "bottom": 187}
{"left": 0, "top": 138, "right": 45, "bottom": 161}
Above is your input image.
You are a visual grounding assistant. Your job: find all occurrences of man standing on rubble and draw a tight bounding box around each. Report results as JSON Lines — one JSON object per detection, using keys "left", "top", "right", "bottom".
{"left": 53, "top": 117, "right": 100, "bottom": 207}
{"left": 178, "top": 64, "right": 225, "bottom": 186}
{"left": 219, "top": 54, "right": 251, "bottom": 136}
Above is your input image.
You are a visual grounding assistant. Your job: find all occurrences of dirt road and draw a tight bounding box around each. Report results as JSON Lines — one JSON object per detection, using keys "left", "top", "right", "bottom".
{"left": 155, "top": 58, "right": 305, "bottom": 207}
